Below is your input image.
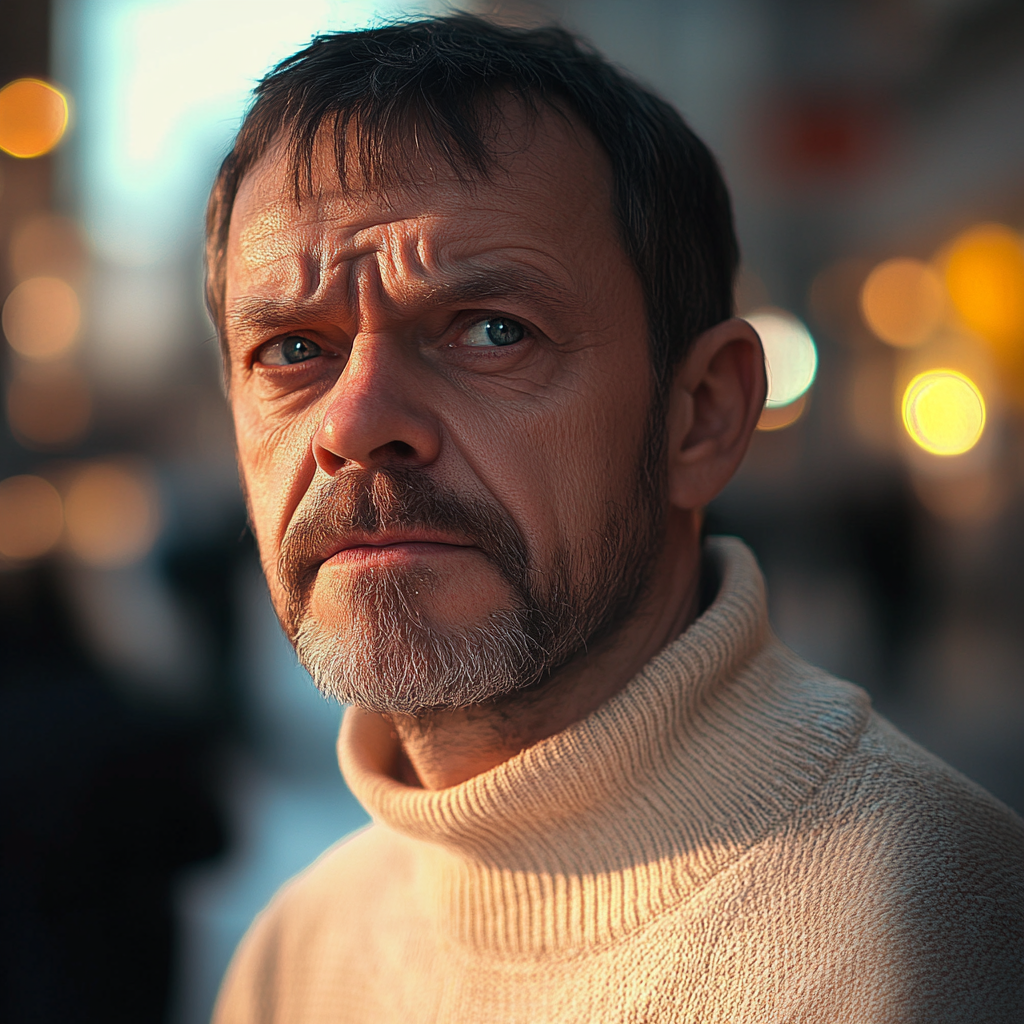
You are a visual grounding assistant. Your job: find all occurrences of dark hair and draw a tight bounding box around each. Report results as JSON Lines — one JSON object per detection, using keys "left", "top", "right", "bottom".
{"left": 205, "top": 14, "right": 738, "bottom": 389}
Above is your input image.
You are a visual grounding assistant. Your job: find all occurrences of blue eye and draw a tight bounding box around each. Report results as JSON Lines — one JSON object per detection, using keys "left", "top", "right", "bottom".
{"left": 462, "top": 317, "right": 526, "bottom": 348}
{"left": 259, "top": 336, "right": 322, "bottom": 365}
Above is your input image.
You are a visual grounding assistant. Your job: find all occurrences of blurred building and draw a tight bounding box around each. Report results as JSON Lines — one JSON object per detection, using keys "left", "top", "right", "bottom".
{"left": 1, "top": 1, "right": 1023, "bottom": 1022}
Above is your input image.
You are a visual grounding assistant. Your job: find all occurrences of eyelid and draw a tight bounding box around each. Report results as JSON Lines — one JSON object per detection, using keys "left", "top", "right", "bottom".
{"left": 452, "top": 312, "right": 533, "bottom": 347}
{"left": 254, "top": 333, "right": 324, "bottom": 367}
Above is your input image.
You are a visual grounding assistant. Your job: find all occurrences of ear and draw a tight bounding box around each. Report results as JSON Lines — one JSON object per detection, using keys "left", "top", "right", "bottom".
{"left": 664, "top": 318, "right": 767, "bottom": 511}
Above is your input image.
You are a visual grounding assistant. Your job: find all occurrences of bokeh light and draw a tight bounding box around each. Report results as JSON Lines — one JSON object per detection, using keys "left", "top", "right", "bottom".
{"left": 0, "top": 78, "right": 69, "bottom": 158}
{"left": 746, "top": 308, "right": 818, "bottom": 408}
{"left": 7, "top": 364, "right": 92, "bottom": 448}
{"left": 9, "top": 214, "right": 88, "bottom": 283}
{"left": 757, "top": 393, "right": 807, "bottom": 431}
{"left": 63, "top": 461, "right": 160, "bottom": 567}
{"left": 943, "top": 223, "right": 1024, "bottom": 352}
{"left": 902, "top": 368, "right": 986, "bottom": 456}
{"left": 0, "top": 475, "right": 64, "bottom": 560}
{"left": 2, "top": 276, "right": 81, "bottom": 360}
{"left": 860, "top": 257, "right": 945, "bottom": 347}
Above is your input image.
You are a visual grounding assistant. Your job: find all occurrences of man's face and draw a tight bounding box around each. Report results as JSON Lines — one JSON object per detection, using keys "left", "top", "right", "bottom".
{"left": 224, "top": 108, "right": 663, "bottom": 714}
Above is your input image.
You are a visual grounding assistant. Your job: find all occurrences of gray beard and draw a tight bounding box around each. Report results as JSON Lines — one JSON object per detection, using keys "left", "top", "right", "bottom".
{"left": 279, "top": 410, "right": 665, "bottom": 717}
{"left": 294, "top": 567, "right": 555, "bottom": 715}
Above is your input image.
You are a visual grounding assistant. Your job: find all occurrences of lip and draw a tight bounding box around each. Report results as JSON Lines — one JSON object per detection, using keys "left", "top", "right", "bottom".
{"left": 321, "top": 533, "right": 478, "bottom": 567}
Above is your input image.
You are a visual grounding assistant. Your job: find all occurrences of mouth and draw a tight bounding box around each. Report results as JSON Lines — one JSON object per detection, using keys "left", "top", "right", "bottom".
{"left": 321, "top": 532, "right": 479, "bottom": 568}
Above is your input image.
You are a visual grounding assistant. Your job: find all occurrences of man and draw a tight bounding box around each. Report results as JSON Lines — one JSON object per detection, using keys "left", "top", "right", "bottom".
{"left": 209, "top": 15, "right": 1023, "bottom": 1023}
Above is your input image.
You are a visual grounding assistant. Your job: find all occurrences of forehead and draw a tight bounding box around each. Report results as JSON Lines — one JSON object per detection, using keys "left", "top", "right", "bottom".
{"left": 225, "top": 106, "right": 619, "bottom": 297}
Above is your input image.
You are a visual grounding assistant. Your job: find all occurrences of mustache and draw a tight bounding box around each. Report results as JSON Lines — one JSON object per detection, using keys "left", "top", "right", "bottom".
{"left": 277, "top": 466, "right": 531, "bottom": 619}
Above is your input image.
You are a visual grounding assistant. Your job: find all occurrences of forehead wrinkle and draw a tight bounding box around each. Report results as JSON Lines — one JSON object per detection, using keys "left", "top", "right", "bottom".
{"left": 350, "top": 248, "right": 399, "bottom": 327}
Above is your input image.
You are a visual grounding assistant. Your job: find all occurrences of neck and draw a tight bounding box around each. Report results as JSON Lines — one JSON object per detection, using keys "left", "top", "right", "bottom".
{"left": 387, "top": 510, "right": 703, "bottom": 789}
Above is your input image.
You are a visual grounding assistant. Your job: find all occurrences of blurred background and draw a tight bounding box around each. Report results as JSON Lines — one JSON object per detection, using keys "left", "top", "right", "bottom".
{"left": 1, "top": 0, "right": 1022, "bottom": 1021}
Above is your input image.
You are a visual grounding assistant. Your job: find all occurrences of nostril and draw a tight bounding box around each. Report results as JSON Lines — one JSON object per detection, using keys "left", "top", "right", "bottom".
{"left": 389, "top": 440, "right": 415, "bottom": 459}
{"left": 312, "top": 443, "right": 347, "bottom": 476}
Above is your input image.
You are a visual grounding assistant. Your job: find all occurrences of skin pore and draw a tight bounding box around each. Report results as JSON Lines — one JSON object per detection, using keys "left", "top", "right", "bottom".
{"left": 224, "top": 104, "right": 766, "bottom": 790}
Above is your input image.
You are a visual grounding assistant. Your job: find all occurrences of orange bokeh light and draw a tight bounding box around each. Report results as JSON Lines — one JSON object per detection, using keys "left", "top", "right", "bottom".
{"left": 0, "top": 79, "right": 69, "bottom": 158}
{"left": 943, "top": 223, "right": 1024, "bottom": 353}
{"left": 0, "top": 475, "right": 64, "bottom": 560}
{"left": 63, "top": 462, "right": 161, "bottom": 567}
{"left": 2, "top": 277, "right": 81, "bottom": 361}
{"left": 860, "top": 258, "right": 945, "bottom": 348}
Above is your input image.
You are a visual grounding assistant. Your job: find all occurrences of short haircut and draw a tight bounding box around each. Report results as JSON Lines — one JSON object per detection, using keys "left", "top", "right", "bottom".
{"left": 206, "top": 14, "right": 739, "bottom": 390}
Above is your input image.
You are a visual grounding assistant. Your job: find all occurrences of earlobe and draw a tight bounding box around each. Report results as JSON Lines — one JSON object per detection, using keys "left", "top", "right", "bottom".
{"left": 665, "top": 318, "right": 766, "bottom": 511}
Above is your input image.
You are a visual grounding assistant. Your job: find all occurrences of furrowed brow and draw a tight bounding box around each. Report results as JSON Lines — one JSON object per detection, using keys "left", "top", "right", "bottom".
{"left": 422, "top": 269, "right": 576, "bottom": 316}
{"left": 223, "top": 268, "right": 577, "bottom": 345}
{"left": 224, "top": 297, "right": 314, "bottom": 339}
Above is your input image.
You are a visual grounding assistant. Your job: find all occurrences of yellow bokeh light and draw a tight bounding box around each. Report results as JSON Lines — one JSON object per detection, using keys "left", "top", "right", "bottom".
{"left": 0, "top": 475, "right": 64, "bottom": 560}
{"left": 901, "top": 369, "right": 986, "bottom": 456}
{"left": 757, "top": 393, "right": 807, "bottom": 431}
{"left": 860, "top": 257, "right": 945, "bottom": 347}
{"left": 746, "top": 308, "right": 818, "bottom": 408}
{"left": 943, "top": 223, "right": 1024, "bottom": 350}
{"left": 64, "top": 462, "right": 160, "bottom": 567}
{"left": 2, "top": 277, "right": 81, "bottom": 361}
{"left": 0, "top": 79, "right": 69, "bottom": 158}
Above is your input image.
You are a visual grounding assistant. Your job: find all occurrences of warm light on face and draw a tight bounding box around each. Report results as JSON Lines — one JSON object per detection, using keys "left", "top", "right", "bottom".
{"left": 0, "top": 79, "right": 69, "bottom": 158}
{"left": 2, "top": 277, "right": 81, "bottom": 361}
{"left": 0, "top": 475, "right": 64, "bottom": 560}
{"left": 901, "top": 369, "right": 986, "bottom": 456}
{"left": 860, "top": 257, "right": 945, "bottom": 348}
{"left": 944, "top": 223, "right": 1024, "bottom": 349}
{"left": 63, "top": 462, "right": 160, "bottom": 567}
{"left": 746, "top": 308, "right": 818, "bottom": 408}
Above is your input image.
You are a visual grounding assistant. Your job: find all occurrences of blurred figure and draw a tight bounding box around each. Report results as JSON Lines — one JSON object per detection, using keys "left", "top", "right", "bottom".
{"left": 0, "top": 560, "right": 225, "bottom": 1024}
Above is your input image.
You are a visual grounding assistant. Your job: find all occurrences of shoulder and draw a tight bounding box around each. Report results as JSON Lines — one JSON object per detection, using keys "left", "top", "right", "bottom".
{"left": 262, "top": 820, "right": 416, "bottom": 919}
{"left": 797, "top": 711, "right": 1024, "bottom": 1015}
{"left": 836, "top": 712, "right": 1024, "bottom": 861}
{"left": 212, "top": 823, "right": 414, "bottom": 1024}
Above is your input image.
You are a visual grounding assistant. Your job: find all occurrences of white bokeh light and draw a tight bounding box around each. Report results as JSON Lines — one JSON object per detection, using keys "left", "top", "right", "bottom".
{"left": 746, "top": 308, "right": 818, "bottom": 408}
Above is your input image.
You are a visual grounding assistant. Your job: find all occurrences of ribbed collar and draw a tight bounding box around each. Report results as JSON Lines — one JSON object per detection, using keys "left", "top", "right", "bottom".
{"left": 338, "top": 537, "right": 870, "bottom": 954}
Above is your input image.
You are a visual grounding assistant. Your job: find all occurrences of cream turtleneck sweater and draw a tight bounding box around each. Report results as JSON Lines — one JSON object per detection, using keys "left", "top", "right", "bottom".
{"left": 214, "top": 538, "right": 1023, "bottom": 1023}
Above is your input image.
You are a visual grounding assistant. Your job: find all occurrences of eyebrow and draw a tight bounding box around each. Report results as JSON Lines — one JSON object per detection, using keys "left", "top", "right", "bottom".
{"left": 223, "top": 267, "right": 579, "bottom": 341}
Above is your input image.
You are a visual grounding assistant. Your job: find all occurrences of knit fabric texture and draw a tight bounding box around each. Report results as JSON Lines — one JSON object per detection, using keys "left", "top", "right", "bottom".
{"left": 213, "top": 537, "right": 1024, "bottom": 1023}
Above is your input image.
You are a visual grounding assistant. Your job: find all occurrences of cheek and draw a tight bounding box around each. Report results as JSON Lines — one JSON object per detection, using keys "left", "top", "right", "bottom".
{"left": 233, "top": 396, "right": 318, "bottom": 565}
{"left": 447, "top": 369, "right": 650, "bottom": 564}
{"left": 545, "top": 403, "right": 642, "bottom": 530}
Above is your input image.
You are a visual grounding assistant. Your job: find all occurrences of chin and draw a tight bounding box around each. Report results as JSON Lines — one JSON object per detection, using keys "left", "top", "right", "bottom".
{"left": 309, "top": 562, "right": 510, "bottom": 636}
{"left": 292, "top": 580, "right": 546, "bottom": 716}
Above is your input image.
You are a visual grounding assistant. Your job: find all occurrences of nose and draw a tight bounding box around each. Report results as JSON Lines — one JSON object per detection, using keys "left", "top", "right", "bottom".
{"left": 311, "top": 334, "right": 442, "bottom": 476}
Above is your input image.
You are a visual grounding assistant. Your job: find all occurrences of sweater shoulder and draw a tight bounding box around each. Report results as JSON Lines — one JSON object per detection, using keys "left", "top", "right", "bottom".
{"left": 835, "top": 710, "right": 1024, "bottom": 849}
{"left": 212, "top": 823, "right": 412, "bottom": 1024}
{"left": 797, "top": 710, "right": 1024, "bottom": 1005}
{"left": 238, "top": 818, "right": 411, "bottom": 934}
